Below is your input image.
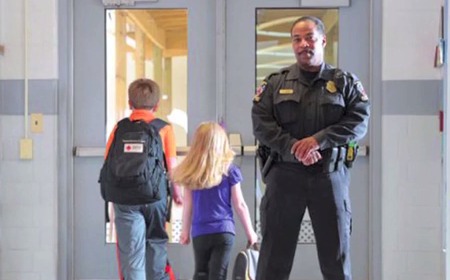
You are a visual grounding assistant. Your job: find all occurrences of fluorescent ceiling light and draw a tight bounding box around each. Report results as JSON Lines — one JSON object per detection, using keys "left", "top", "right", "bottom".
{"left": 256, "top": 31, "right": 290, "bottom": 38}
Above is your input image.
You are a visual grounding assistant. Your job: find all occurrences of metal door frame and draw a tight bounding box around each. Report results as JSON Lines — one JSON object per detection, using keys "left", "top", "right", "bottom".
{"left": 58, "top": 0, "right": 382, "bottom": 279}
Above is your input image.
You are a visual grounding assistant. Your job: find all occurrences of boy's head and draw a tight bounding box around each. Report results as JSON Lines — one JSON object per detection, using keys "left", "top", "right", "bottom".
{"left": 128, "top": 78, "right": 160, "bottom": 110}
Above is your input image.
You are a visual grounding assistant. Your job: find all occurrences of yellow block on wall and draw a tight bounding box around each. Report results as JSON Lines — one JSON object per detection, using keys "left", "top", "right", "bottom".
{"left": 20, "top": 138, "right": 33, "bottom": 160}
{"left": 31, "top": 113, "right": 43, "bottom": 133}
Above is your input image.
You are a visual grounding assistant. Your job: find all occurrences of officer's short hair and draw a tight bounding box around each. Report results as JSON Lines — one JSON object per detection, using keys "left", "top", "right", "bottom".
{"left": 290, "top": 16, "right": 326, "bottom": 37}
{"left": 128, "top": 78, "right": 160, "bottom": 110}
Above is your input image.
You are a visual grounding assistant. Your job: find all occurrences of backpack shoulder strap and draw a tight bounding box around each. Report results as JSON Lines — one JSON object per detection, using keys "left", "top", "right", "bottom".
{"left": 117, "top": 118, "right": 164, "bottom": 136}
{"left": 107, "top": 118, "right": 132, "bottom": 157}
{"left": 149, "top": 118, "right": 169, "bottom": 132}
{"left": 148, "top": 118, "right": 169, "bottom": 159}
{"left": 117, "top": 117, "right": 168, "bottom": 132}
{"left": 149, "top": 118, "right": 173, "bottom": 212}
{"left": 117, "top": 117, "right": 132, "bottom": 127}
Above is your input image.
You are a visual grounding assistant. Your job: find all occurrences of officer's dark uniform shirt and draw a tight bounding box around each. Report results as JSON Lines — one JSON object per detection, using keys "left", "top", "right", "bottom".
{"left": 252, "top": 63, "right": 370, "bottom": 163}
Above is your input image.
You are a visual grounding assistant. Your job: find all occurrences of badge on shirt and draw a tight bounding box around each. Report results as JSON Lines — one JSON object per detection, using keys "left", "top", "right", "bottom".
{"left": 355, "top": 81, "right": 369, "bottom": 102}
{"left": 326, "top": 81, "right": 337, "bottom": 93}
{"left": 253, "top": 81, "right": 267, "bottom": 102}
{"left": 279, "top": 89, "right": 294, "bottom": 94}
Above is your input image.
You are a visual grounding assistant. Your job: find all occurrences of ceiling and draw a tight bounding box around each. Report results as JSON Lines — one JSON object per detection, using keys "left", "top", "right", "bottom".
{"left": 124, "top": 9, "right": 188, "bottom": 57}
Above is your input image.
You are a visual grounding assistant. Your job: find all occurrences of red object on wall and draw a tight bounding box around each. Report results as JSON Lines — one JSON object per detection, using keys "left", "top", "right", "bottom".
{"left": 440, "top": 110, "right": 444, "bottom": 132}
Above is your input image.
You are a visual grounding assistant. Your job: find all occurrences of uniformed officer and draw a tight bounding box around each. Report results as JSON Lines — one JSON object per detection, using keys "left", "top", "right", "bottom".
{"left": 252, "top": 16, "right": 370, "bottom": 280}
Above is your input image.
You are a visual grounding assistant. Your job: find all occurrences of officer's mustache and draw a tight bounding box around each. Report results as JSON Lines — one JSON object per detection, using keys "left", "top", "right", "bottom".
{"left": 299, "top": 50, "right": 314, "bottom": 56}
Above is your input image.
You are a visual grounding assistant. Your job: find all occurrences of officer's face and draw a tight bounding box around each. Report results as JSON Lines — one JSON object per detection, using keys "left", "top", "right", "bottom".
{"left": 291, "top": 20, "right": 326, "bottom": 71}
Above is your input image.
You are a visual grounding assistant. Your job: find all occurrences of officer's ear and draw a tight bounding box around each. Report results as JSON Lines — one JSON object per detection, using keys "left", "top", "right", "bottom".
{"left": 321, "top": 34, "right": 327, "bottom": 48}
{"left": 128, "top": 100, "right": 134, "bottom": 110}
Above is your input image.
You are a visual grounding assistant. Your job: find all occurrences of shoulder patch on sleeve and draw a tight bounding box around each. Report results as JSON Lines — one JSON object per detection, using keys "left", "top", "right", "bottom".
{"left": 253, "top": 70, "right": 286, "bottom": 102}
{"left": 253, "top": 81, "right": 267, "bottom": 102}
{"left": 355, "top": 81, "right": 369, "bottom": 102}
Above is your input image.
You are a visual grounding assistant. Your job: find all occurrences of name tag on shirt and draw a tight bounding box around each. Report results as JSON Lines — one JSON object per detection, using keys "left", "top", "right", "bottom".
{"left": 279, "top": 89, "right": 294, "bottom": 94}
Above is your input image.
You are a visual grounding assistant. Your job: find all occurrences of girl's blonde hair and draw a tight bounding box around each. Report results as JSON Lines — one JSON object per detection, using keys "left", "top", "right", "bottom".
{"left": 171, "top": 122, "right": 235, "bottom": 190}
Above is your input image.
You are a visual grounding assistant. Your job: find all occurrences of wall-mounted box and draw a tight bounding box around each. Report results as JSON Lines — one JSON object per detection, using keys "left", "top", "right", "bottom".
{"left": 31, "top": 113, "right": 44, "bottom": 133}
{"left": 20, "top": 138, "right": 33, "bottom": 160}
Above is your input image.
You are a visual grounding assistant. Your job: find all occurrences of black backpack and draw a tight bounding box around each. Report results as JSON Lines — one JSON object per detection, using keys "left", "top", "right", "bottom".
{"left": 99, "top": 118, "right": 168, "bottom": 205}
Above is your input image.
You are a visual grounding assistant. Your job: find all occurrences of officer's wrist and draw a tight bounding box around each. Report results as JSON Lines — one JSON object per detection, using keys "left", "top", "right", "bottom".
{"left": 312, "top": 132, "right": 328, "bottom": 150}
{"left": 288, "top": 138, "right": 298, "bottom": 153}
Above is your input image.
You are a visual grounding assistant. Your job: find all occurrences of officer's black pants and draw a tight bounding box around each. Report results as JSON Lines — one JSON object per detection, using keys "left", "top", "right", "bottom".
{"left": 256, "top": 162, "right": 352, "bottom": 280}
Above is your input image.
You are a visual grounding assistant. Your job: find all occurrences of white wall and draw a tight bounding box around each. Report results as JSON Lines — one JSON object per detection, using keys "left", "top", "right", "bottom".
{"left": 0, "top": 0, "right": 58, "bottom": 280}
{"left": 382, "top": 0, "right": 442, "bottom": 81}
{"left": 0, "top": 116, "right": 58, "bottom": 280}
{"left": 382, "top": 0, "right": 444, "bottom": 279}
{"left": 382, "top": 116, "right": 443, "bottom": 280}
{"left": 0, "top": 0, "right": 57, "bottom": 80}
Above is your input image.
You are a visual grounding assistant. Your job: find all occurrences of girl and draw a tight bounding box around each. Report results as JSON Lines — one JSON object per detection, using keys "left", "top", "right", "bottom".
{"left": 172, "top": 122, "right": 258, "bottom": 280}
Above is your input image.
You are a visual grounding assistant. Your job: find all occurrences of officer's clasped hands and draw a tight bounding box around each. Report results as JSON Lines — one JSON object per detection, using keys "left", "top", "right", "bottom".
{"left": 302, "top": 150, "right": 322, "bottom": 166}
{"left": 291, "top": 137, "right": 321, "bottom": 165}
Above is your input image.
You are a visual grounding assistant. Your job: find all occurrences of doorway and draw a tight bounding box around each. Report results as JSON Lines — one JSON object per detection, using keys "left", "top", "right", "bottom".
{"left": 65, "top": 0, "right": 372, "bottom": 279}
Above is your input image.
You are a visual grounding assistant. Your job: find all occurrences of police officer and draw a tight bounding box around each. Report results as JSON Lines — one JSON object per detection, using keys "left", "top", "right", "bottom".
{"left": 252, "top": 16, "right": 370, "bottom": 280}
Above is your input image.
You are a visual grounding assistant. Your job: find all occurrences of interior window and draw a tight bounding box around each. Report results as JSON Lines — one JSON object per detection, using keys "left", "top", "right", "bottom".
{"left": 105, "top": 8, "right": 188, "bottom": 244}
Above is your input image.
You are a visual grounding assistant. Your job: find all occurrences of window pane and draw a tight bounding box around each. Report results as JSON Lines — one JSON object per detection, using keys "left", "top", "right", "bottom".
{"left": 105, "top": 8, "right": 188, "bottom": 244}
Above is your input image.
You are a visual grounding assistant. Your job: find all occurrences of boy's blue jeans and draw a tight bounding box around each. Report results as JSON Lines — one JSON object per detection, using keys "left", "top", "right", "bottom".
{"left": 114, "top": 195, "right": 169, "bottom": 280}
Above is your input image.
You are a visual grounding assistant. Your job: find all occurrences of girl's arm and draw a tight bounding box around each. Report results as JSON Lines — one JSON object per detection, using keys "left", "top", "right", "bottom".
{"left": 162, "top": 125, "right": 183, "bottom": 205}
{"left": 168, "top": 157, "right": 183, "bottom": 205}
{"left": 231, "top": 183, "right": 258, "bottom": 245}
{"left": 180, "top": 188, "right": 193, "bottom": 245}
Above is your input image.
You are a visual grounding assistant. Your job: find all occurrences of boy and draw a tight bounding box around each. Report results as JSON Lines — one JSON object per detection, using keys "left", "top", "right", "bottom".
{"left": 104, "top": 78, "right": 182, "bottom": 279}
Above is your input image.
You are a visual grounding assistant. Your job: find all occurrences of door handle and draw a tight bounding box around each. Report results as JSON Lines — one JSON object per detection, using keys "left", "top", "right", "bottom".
{"left": 72, "top": 146, "right": 190, "bottom": 157}
{"left": 72, "top": 145, "right": 368, "bottom": 157}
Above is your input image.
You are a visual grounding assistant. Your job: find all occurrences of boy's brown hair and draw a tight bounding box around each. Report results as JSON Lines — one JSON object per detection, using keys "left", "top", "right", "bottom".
{"left": 128, "top": 78, "right": 160, "bottom": 110}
